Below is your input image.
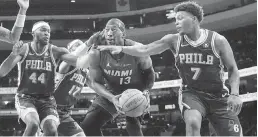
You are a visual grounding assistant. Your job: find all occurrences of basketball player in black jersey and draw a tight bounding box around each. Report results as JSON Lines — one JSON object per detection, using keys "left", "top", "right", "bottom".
{"left": 0, "top": 0, "right": 29, "bottom": 43}
{"left": 98, "top": 1, "right": 242, "bottom": 136}
{"left": 80, "top": 18, "right": 155, "bottom": 136}
{"left": 0, "top": 21, "right": 95, "bottom": 136}
{"left": 54, "top": 39, "right": 87, "bottom": 137}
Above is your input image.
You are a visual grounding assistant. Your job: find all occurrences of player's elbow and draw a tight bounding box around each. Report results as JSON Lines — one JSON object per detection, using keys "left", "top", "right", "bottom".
{"left": 9, "top": 34, "right": 20, "bottom": 44}
{"left": 228, "top": 66, "right": 240, "bottom": 78}
{"left": 0, "top": 72, "right": 7, "bottom": 78}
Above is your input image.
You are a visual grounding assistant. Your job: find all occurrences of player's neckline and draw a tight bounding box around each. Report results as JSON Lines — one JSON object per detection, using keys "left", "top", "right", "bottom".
{"left": 30, "top": 42, "right": 49, "bottom": 56}
{"left": 109, "top": 52, "right": 125, "bottom": 61}
{"left": 184, "top": 29, "right": 208, "bottom": 47}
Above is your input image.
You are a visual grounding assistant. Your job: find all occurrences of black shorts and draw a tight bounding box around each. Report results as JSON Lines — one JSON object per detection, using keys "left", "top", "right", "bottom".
{"left": 57, "top": 106, "right": 84, "bottom": 136}
{"left": 15, "top": 93, "right": 59, "bottom": 129}
{"left": 92, "top": 95, "right": 119, "bottom": 118}
{"left": 178, "top": 88, "right": 242, "bottom": 136}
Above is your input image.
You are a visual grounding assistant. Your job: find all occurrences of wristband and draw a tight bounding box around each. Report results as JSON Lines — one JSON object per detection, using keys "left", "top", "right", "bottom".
{"left": 230, "top": 94, "right": 239, "bottom": 97}
{"left": 14, "top": 14, "right": 26, "bottom": 28}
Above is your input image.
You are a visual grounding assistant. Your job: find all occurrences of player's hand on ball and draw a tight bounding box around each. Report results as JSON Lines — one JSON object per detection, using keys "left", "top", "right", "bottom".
{"left": 227, "top": 94, "right": 243, "bottom": 116}
{"left": 17, "top": 0, "right": 29, "bottom": 10}
{"left": 97, "top": 46, "right": 122, "bottom": 54}
{"left": 12, "top": 41, "right": 23, "bottom": 56}
{"left": 112, "top": 94, "right": 125, "bottom": 114}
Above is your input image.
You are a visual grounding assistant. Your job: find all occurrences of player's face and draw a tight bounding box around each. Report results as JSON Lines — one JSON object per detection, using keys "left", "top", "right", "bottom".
{"left": 175, "top": 11, "right": 195, "bottom": 35}
{"left": 104, "top": 25, "right": 124, "bottom": 45}
{"left": 34, "top": 26, "right": 51, "bottom": 45}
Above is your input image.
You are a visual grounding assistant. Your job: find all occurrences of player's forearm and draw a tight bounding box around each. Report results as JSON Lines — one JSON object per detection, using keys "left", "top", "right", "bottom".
{"left": 58, "top": 62, "right": 71, "bottom": 74}
{"left": 62, "top": 55, "right": 77, "bottom": 67}
{"left": 141, "top": 67, "right": 155, "bottom": 91}
{"left": 90, "top": 82, "right": 114, "bottom": 102}
{"left": 0, "top": 53, "right": 18, "bottom": 77}
{"left": 18, "top": 7, "right": 27, "bottom": 15}
{"left": 9, "top": 9, "right": 27, "bottom": 43}
{"left": 228, "top": 67, "right": 240, "bottom": 95}
{"left": 122, "top": 42, "right": 166, "bottom": 56}
{"left": 122, "top": 44, "right": 148, "bottom": 57}
{"left": 75, "top": 54, "right": 91, "bottom": 69}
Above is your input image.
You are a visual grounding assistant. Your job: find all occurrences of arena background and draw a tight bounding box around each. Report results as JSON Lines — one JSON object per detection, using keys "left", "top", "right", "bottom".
{"left": 0, "top": 0, "right": 257, "bottom": 136}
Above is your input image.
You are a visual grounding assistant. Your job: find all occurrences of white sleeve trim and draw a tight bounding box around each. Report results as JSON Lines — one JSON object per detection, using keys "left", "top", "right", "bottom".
{"left": 211, "top": 32, "right": 220, "bottom": 58}
{"left": 174, "top": 35, "right": 181, "bottom": 57}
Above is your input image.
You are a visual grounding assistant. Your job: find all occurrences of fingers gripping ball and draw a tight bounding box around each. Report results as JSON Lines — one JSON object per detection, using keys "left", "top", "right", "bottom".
{"left": 119, "top": 89, "right": 149, "bottom": 117}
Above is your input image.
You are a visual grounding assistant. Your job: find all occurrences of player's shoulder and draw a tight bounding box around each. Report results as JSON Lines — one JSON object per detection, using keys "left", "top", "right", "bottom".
{"left": 213, "top": 31, "right": 228, "bottom": 47}
{"left": 160, "top": 33, "right": 180, "bottom": 50}
{"left": 213, "top": 31, "right": 226, "bottom": 42}
{"left": 50, "top": 45, "right": 69, "bottom": 60}
{"left": 161, "top": 33, "right": 179, "bottom": 41}
{"left": 212, "top": 31, "right": 231, "bottom": 55}
{"left": 18, "top": 42, "right": 30, "bottom": 56}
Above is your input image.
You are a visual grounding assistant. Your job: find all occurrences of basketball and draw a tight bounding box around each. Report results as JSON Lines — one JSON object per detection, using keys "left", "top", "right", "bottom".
{"left": 119, "top": 89, "right": 149, "bottom": 117}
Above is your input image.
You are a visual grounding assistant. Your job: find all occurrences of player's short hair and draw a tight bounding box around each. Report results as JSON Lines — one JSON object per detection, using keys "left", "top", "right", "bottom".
{"left": 174, "top": 1, "right": 204, "bottom": 22}
{"left": 106, "top": 18, "right": 125, "bottom": 32}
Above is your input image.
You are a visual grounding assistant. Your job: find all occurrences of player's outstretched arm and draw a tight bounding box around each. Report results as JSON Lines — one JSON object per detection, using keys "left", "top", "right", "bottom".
{"left": 214, "top": 33, "right": 242, "bottom": 115}
{"left": 52, "top": 45, "right": 90, "bottom": 69}
{"left": 57, "top": 32, "right": 102, "bottom": 71}
{"left": 138, "top": 56, "right": 155, "bottom": 91}
{"left": 0, "top": 0, "right": 29, "bottom": 43}
{"left": 215, "top": 34, "right": 240, "bottom": 95}
{"left": 0, "top": 41, "right": 24, "bottom": 77}
{"left": 98, "top": 34, "right": 178, "bottom": 57}
{"left": 58, "top": 42, "right": 91, "bottom": 73}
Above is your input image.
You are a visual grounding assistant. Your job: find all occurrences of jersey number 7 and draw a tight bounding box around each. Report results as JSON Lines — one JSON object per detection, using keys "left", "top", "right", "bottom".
{"left": 191, "top": 67, "right": 201, "bottom": 80}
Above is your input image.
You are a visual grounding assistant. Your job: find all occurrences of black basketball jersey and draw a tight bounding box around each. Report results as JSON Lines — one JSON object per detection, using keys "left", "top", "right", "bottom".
{"left": 17, "top": 43, "right": 57, "bottom": 95}
{"left": 175, "top": 29, "right": 228, "bottom": 93}
{"left": 54, "top": 67, "right": 88, "bottom": 107}
{"left": 99, "top": 41, "right": 145, "bottom": 94}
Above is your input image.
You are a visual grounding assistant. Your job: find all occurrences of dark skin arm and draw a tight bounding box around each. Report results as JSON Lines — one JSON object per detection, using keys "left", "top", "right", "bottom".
{"left": 0, "top": 41, "right": 26, "bottom": 77}
{"left": 87, "top": 49, "right": 115, "bottom": 102}
{"left": 0, "top": 0, "right": 29, "bottom": 44}
{"left": 137, "top": 56, "right": 155, "bottom": 91}
{"left": 58, "top": 42, "right": 92, "bottom": 74}
{"left": 214, "top": 33, "right": 242, "bottom": 115}
{"left": 52, "top": 45, "right": 91, "bottom": 68}
{"left": 52, "top": 46, "right": 78, "bottom": 67}
{"left": 56, "top": 31, "right": 103, "bottom": 70}
{"left": 98, "top": 34, "right": 179, "bottom": 56}
{"left": 215, "top": 34, "right": 240, "bottom": 95}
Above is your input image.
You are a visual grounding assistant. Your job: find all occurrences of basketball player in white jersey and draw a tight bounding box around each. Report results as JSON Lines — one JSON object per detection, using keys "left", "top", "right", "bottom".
{"left": 98, "top": 1, "right": 242, "bottom": 136}
{"left": 0, "top": 0, "right": 29, "bottom": 43}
